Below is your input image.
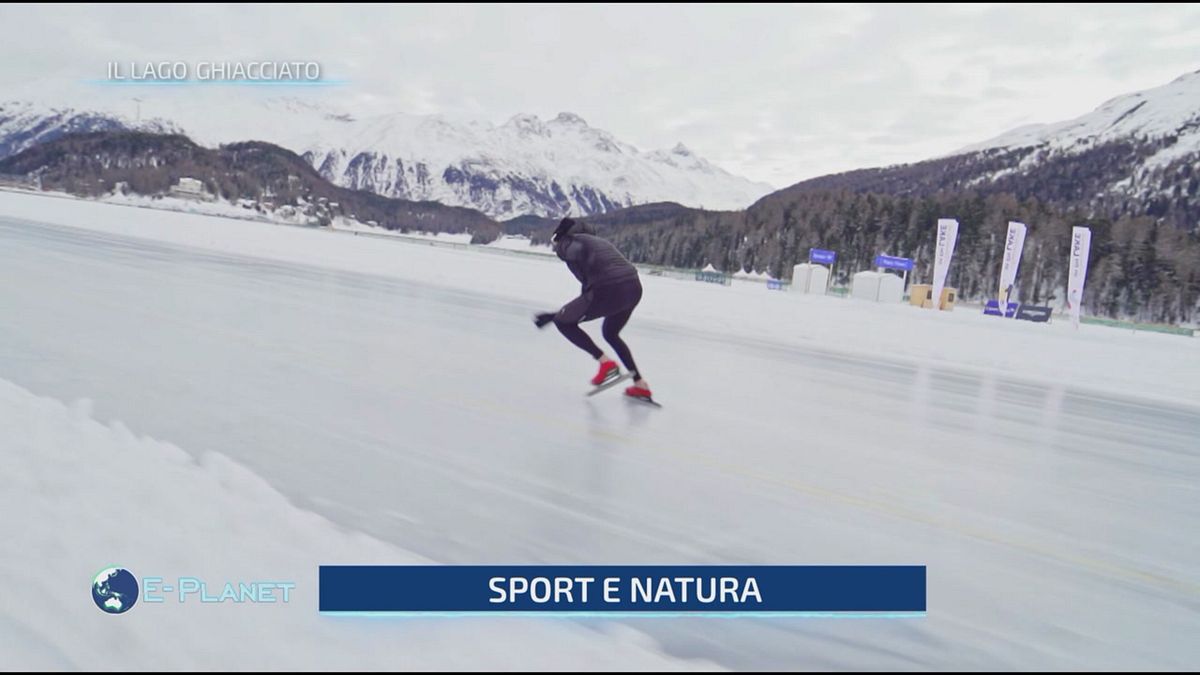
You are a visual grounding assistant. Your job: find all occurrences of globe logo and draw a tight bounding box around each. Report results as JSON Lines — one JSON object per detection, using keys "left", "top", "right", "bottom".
{"left": 92, "top": 567, "right": 139, "bottom": 614}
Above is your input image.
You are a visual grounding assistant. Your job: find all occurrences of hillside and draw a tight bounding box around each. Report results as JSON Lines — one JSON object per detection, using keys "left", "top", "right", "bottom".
{"left": 0, "top": 131, "right": 500, "bottom": 240}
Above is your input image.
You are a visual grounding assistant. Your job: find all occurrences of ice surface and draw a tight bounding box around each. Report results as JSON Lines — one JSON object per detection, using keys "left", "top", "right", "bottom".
{"left": 0, "top": 190, "right": 1198, "bottom": 669}
{"left": 0, "top": 189, "right": 1195, "bottom": 404}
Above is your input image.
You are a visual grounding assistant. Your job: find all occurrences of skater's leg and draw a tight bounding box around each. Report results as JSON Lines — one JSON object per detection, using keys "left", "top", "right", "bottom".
{"left": 595, "top": 280, "right": 650, "bottom": 392}
{"left": 600, "top": 308, "right": 640, "bottom": 381}
{"left": 554, "top": 292, "right": 608, "bottom": 361}
{"left": 606, "top": 312, "right": 652, "bottom": 397}
{"left": 555, "top": 319, "right": 604, "bottom": 360}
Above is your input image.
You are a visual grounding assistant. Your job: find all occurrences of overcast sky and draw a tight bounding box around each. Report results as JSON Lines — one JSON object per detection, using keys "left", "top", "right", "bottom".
{"left": 3, "top": 3, "right": 1199, "bottom": 186}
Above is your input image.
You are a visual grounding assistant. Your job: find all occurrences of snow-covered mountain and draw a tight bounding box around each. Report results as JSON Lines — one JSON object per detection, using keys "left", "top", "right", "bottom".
{"left": 774, "top": 70, "right": 1200, "bottom": 232}
{"left": 0, "top": 100, "right": 180, "bottom": 159}
{"left": 0, "top": 94, "right": 771, "bottom": 220}
{"left": 294, "top": 111, "right": 771, "bottom": 221}
{"left": 956, "top": 69, "right": 1200, "bottom": 165}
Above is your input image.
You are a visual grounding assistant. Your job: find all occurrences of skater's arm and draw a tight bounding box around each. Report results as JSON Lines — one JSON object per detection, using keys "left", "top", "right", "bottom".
{"left": 566, "top": 260, "right": 586, "bottom": 286}
{"left": 555, "top": 236, "right": 586, "bottom": 263}
{"left": 556, "top": 237, "right": 589, "bottom": 286}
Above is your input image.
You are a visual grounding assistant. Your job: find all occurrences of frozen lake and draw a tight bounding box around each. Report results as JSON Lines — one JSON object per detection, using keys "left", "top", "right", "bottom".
{"left": 1, "top": 214, "right": 1198, "bottom": 669}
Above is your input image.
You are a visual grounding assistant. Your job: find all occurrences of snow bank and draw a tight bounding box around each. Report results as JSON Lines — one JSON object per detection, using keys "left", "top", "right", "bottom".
{"left": 0, "top": 377, "right": 713, "bottom": 671}
{"left": 486, "top": 234, "right": 555, "bottom": 255}
{"left": 0, "top": 189, "right": 1196, "bottom": 406}
{"left": 90, "top": 189, "right": 332, "bottom": 229}
{"left": 329, "top": 217, "right": 475, "bottom": 244}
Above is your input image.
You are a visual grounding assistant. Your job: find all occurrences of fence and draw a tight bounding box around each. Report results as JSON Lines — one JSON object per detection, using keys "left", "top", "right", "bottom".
{"left": 1080, "top": 316, "right": 1195, "bottom": 337}
{"left": 694, "top": 270, "right": 731, "bottom": 286}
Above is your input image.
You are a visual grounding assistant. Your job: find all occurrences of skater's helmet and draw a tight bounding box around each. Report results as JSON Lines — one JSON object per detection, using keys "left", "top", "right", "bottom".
{"left": 551, "top": 217, "right": 594, "bottom": 243}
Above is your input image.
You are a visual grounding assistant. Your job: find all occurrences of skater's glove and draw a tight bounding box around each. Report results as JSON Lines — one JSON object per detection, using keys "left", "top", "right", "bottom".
{"left": 533, "top": 312, "right": 556, "bottom": 329}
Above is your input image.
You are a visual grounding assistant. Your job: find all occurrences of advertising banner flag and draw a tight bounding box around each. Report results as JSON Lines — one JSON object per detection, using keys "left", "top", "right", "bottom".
{"left": 930, "top": 218, "right": 959, "bottom": 310}
{"left": 1067, "top": 226, "right": 1092, "bottom": 328}
{"left": 998, "top": 221, "right": 1027, "bottom": 312}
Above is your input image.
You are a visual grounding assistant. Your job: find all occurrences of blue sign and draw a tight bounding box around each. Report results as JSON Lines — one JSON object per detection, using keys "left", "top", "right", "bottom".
{"left": 874, "top": 254, "right": 914, "bottom": 271}
{"left": 319, "top": 565, "right": 926, "bottom": 615}
{"left": 810, "top": 248, "right": 837, "bottom": 265}
{"left": 983, "top": 300, "right": 1020, "bottom": 318}
{"left": 767, "top": 279, "right": 785, "bottom": 290}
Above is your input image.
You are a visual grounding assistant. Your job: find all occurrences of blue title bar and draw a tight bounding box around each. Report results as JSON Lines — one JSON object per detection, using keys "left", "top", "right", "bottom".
{"left": 810, "top": 248, "right": 838, "bottom": 265}
{"left": 319, "top": 565, "right": 926, "bottom": 615}
{"left": 874, "top": 254, "right": 914, "bottom": 271}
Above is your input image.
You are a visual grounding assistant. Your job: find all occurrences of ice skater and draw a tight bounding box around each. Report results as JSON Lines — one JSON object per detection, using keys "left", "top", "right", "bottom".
{"left": 534, "top": 217, "right": 655, "bottom": 404}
